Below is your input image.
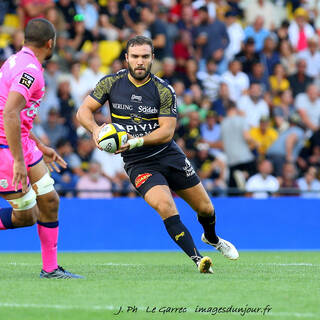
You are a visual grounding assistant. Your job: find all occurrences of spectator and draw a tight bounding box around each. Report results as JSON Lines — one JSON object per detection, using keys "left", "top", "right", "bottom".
{"left": 177, "top": 5, "right": 196, "bottom": 33}
{"left": 42, "top": 108, "right": 68, "bottom": 147}
{"left": 297, "top": 129, "right": 320, "bottom": 173}
{"left": 76, "top": 161, "right": 113, "bottom": 199}
{"left": 212, "top": 82, "right": 232, "bottom": 120}
{"left": 249, "top": 116, "right": 278, "bottom": 157}
{"left": 221, "top": 101, "right": 256, "bottom": 188}
{"left": 224, "top": 10, "right": 244, "bottom": 62}
{"left": 79, "top": 55, "right": 104, "bottom": 97}
{"left": 279, "top": 39, "right": 297, "bottom": 76}
{"left": 140, "top": 6, "right": 170, "bottom": 61}
{"left": 259, "top": 36, "right": 280, "bottom": 78}
{"left": 194, "top": 6, "right": 229, "bottom": 61}
{"left": 76, "top": 135, "right": 95, "bottom": 172}
{"left": 288, "top": 7, "right": 315, "bottom": 52}
{"left": 180, "top": 58, "right": 203, "bottom": 89}
{"left": 45, "top": 6, "right": 66, "bottom": 33}
{"left": 200, "top": 111, "right": 224, "bottom": 159}
{"left": 267, "top": 113, "right": 305, "bottom": 176}
{"left": 295, "top": 84, "right": 320, "bottom": 132}
{"left": 173, "top": 30, "right": 194, "bottom": 73}
{"left": 278, "top": 162, "right": 299, "bottom": 196}
{"left": 197, "top": 58, "right": 221, "bottom": 102}
{"left": 54, "top": 31, "right": 76, "bottom": 72}
{"left": 176, "top": 111, "right": 202, "bottom": 161}
{"left": 18, "top": 0, "right": 54, "bottom": 28}
{"left": 75, "top": 0, "right": 99, "bottom": 32}
{"left": 56, "top": 0, "right": 76, "bottom": 31}
{"left": 244, "top": 16, "right": 270, "bottom": 52}
{"left": 57, "top": 76, "right": 77, "bottom": 129}
{"left": 269, "top": 63, "right": 290, "bottom": 106}
{"left": 51, "top": 138, "right": 81, "bottom": 195}
{"left": 297, "top": 36, "right": 320, "bottom": 79}
{"left": 122, "top": 0, "right": 146, "bottom": 28}
{"left": 235, "top": 37, "right": 260, "bottom": 75}
{"left": 246, "top": 159, "right": 279, "bottom": 198}
{"left": 99, "top": 0, "right": 126, "bottom": 32}
{"left": 158, "top": 57, "right": 181, "bottom": 85}
{"left": 193, "top": 142, "right": 227, "bottom": 195}
{"left": 237, "top": 82, "right": 269, "bottom": 128}
{"left": 273, "top": 89, "right": 295, "bottom": 132}
{"left": 288, "top": 59, "right": 313, "bottom": 98}
{"left": 178, "top": 91, "right": 201, "bottom": 125}
{"left": 248, "top": 61, "right": 270, "bottom": 92}
{"left": 297, "top": 166, "right": 320, "bottom": 198}
{"left": 92, "top": 149, "right": 134, "bottom": 197}
{"left": 244, "top": 0, "right": 277, "bottom": 31}
{"left": 172, "top": 80, "right": 185, "bottom": 108}
{"left": 1, "top": 30, "right": 24, "bottom": 60}
{"left": 68, "top": 14, "right": 103, "bottom": 57}
{"left": 221, "top": 60, "right": 249, "bottom": 102}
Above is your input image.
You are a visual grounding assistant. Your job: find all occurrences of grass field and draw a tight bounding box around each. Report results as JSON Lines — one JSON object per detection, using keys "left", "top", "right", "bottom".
{"left": 0, "top": 251, "right": 319, "bottom": 320}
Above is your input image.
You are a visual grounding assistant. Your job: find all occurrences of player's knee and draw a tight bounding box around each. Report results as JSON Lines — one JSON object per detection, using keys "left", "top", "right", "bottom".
{"left": 32, "top": 173, "right": 55, "bottom": 197}
{"left": 13, "top": 206, "right": 38, "bottom": 227}
{"left": 44, "top": 192, "right": 60, "bottom": 216}
{"left": 197, "top": 201, "right": 214, "bottom": 217}
{"left": 153, "top": 198, "right": 175, "bottom": 215}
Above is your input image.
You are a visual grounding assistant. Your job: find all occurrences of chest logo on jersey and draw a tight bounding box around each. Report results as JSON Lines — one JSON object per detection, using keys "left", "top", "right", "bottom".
{"left": 19, "top": 73, "right": 35, "bottom": 89}
{"left": 131, "top": 94, "right": 142, "bottom": 102}
{"left": 130, "top": 113, "right": 143, "bottom": 124}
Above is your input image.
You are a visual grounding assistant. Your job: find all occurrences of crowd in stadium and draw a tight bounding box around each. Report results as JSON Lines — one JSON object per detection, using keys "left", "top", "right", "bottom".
{"left": 1, "top": 0, "right": 320, "bottom": 198}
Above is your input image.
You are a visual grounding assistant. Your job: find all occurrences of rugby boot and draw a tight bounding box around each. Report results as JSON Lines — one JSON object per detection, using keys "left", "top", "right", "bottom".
{"left": 40, "top": 265, "right": 84, "bottom": 279}
{"left": 201, "top": 234, "right": 239, "bottom": 260}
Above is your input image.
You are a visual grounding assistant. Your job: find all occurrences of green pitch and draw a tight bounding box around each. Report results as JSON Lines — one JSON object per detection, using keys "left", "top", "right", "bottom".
{"left": 0, "top": 251, "right": 319, "bottom": 320}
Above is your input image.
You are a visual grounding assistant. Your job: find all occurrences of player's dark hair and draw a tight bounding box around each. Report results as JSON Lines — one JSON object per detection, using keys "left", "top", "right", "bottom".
{"left": 126, "top": 36, "right": 154, "bottom": 54}
{"left": 24, "top": 18, "right": 56, "bottom": 48}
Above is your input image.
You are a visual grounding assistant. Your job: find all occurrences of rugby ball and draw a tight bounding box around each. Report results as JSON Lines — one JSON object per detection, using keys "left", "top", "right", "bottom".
{"left": 98, "top": 123, "right": 128, "bottom": 153}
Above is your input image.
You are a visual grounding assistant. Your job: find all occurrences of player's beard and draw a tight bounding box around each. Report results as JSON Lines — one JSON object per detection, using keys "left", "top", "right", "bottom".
{"left": 128, "top": 61, "right": 152, "bottom": 81}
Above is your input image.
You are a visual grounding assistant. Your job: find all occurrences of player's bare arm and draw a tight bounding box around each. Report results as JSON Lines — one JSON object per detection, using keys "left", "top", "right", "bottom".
{"left": 116, "top": 117, "right": 176, "bottom": 154}
{"left": 3, "top": 91, "right": 28, "bottom": 192}
{"left": 76, "top": 95, "right": 105, "bottom": 149}
{"left": 29, "top": 131, "right": 67, "bottom": 172}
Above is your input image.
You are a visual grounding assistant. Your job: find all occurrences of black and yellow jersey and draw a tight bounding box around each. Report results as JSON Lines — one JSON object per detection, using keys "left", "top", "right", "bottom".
{"left": 90, "top": 69, "right": 178, "bottom": 164}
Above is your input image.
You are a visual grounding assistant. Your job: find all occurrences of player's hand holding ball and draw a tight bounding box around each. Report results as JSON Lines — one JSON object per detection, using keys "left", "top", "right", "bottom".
{"left": 97, "top": 123, "right": 129, "bottom": 153}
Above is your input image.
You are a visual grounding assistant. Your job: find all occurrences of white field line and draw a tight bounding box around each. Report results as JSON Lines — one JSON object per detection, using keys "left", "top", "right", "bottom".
{"left": 7, "top": 262, "right": 141, "bottom": 267}
{"left": 258, "top": 263, "right": 319, "bottom": 266}
{"left": 0, "top": 303, "right": 318, "bottom": 318}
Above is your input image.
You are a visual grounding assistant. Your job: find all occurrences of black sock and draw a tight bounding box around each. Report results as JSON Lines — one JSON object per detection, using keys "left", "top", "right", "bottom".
{"left": 0, "top": 207, "right": 14, "bottom": 229}
{"left": 197, "top": 212, "right": 219, "bottom": 244}
{"left": 164, "top": 215, "right": 202, "bottom": 264}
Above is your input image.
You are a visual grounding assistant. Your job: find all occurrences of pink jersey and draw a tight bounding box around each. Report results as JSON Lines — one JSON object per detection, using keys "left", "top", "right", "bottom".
{"left": 0, "top": 46, "right": 45, "bottom": 145}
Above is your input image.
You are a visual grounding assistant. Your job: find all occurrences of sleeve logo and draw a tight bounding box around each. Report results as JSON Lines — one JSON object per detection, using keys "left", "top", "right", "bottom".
{"left": 19, "top": 72, "right": 35, "bottom": 89}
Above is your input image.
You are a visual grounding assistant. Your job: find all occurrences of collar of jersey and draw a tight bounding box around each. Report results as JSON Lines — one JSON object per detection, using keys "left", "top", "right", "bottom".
{"left": 128, "top": 74, "right": 151, "bottom": 87}
{"left": 21, "top": 46, "right": 42, "bottom": 68}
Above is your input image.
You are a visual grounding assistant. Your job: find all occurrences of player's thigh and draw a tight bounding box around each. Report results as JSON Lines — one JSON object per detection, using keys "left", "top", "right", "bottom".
{"left": 0, "top": 189, "right": 39, "bottom": 226}
{"left": 175, "top": 182, "right": 214, "bottom": 216}
{"left": 144, "top": 185, "right": 178, "bottom": 220}
{"left": 28, "top": 159, "right": 59, "bottom": 221}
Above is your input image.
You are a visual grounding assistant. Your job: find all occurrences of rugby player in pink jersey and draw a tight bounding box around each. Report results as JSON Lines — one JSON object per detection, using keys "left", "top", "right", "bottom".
{"left": 0, "top": 18, "right": 82, "bottom": 279}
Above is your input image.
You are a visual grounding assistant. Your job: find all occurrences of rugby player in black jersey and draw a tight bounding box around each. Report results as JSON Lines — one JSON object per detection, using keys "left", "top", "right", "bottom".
{"left": 77, "top": 36, "right": 238, "bottom": 273}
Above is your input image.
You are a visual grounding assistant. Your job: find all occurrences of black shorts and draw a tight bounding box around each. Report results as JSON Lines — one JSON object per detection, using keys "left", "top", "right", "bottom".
{"left": 124, "top": 147, "right": 200, "bottom": 197}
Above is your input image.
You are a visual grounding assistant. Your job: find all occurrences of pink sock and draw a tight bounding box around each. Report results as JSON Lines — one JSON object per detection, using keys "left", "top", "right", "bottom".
{"left": 37, "top": 224, "right": 59, "bottom": 272}
{"left": 0, "top": 219, "right": 6, "bottom": 230}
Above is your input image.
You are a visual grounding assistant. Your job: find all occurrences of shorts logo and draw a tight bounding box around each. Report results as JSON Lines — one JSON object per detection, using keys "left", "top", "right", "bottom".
{"left": 183, "top": 158, "right": 195, "bottom": 177}
{"left": 135, "top": 173, "right": 152, "bottom": 188}
{"left": 19, "top": 72, "right": 35, "bottom": 89}
{"left": 0, "top": 179, "right": 8, "bottom": 189}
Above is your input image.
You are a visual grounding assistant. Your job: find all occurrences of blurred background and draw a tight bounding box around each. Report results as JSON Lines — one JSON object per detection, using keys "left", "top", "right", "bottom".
{"left": 1, "top": 0, "right": 320, "bottom": 199}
